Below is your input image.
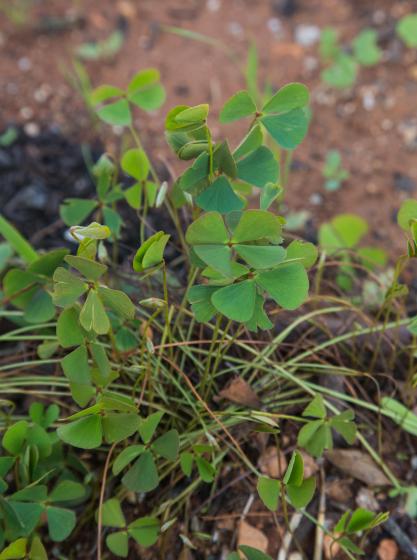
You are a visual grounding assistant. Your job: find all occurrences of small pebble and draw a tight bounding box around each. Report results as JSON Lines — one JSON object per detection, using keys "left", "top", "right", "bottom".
{"left": 411, "top": 455, "right": 417, "bottom": 469}
{"left": 372, "top": 9, "right": 386, "bottom": 25}
{"left": 381, "top": 119, "right": 393, "bottom": 131}
{"left": 362, "top": 91, "right": 376, "bottom": 111}
{"left": 207, "top": 0, "right": 221, "bottom": 11}
{"left": 228, "top": 21, "right": 243, "bottom": 37}
{"left": 24, "top": 122, "right": 40, "bottom": 137}
{"left": 303, "top": 55, "right": 319, "bottom": 72}
{"left": 20, "top": 107, "right": 34, "bottom": 120}
{"left": 295, "top": 24, "right": 320, "bottom": 47}
{"left": 393, "top": 172, "right": 416, "bottom": 193}
{"left": 309, "top": 193, "right": 322, "bottom": 205}
{"left": 18, "top": 57, "right": 32, "bottom": 71}
{"left": 267, "top": 17, "right": 283, "bottom": 36}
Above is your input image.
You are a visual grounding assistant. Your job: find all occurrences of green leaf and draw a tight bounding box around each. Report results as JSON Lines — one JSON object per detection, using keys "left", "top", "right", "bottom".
{"left": 28, "top": 248, "right": 69, "bottom": 277}
{"left": 3, "top": 269, "right": 38, "bottom": 308}
{"left": 142, "top": 233, "right": 170, "bottom": 269}
{"left": 233, "top": 125, "right": 263, "bottom": 159}
{"left": 286, "top": 240, "right": 318, "bottom": 269}
{"left": 211, "top": 280, "right": 256, "bottom": 321}
{"left": 60, "top": 199, "right": 98, "bottom": 226}
{"left": 303, "top": 395, "right": 326, "bottom": 419}
{"left": 256, "top": 263, "right": 308, "bottom": 310}
{"left": 138, "top": 411, "right": 164, "bottom": 444}
{"left": 152, "top": 429, "right": 179, "bottom": 461}
{"left": 245, "top": 294, "right": 273, "bottom": 332}
{"left": 122, "top": 451, "right": 159, "bottom": 493}
{"left": 187, "top": 284, "right": 218, "bottom": 322}
{"left": 195, "top": 456, "right": 215, "bottom": 482}
{"left": 347, "top": 508, "right": 376, "bottom": 533}
{"left": 29, "top": 535, "right": 47, "bottom": 560}
{"left": 262, "top": 83, "right": 309, "bottom": 114}
{"left": 283, "top": 451, "right": 304, "bottom": 487}
{"left": 128, "top": 516, "right": 159, "bottom": 547}
{"left": 287, "top": 476, "right": 316, "bottom": 508}
{"left": 236, "top": 146, "right": 278, "bottom": 188}
{"left": 260, "top": 182, "right": 282, "bottom": 211}
{"left": 381, "top": 397, "right": 417, "bottom": 436}
{"left": 232, "top": 210, "right": 281, "bottom": 243}
{"left": 179, "top": 152, "right": 210, "bottom": 195}
{"left": 49, "top": 480, "right": 85, "bottom": 503}
{"left": 133, "top": 232, "right": 170, "bottom": 272}
{"left": 398, "top": 199, "right": 417, "bottom": 231}
{"left": 57, "top": 415, "right": 103, "bottom": 449}
{"left": 219, "top": 90, "right": 257, "bottom": 123}
{"left": 24, "top": 290, "right": 55, "bottom": 323}
{"left": 261, "top": 109, "right": 309, "bottom": 150}
{"left": 98, "top": 287, "right": 135, "bottom": 320}
{"left": 186, "top": 212, "right": 229, "bottom": 245}
{"left": 52, "top": 267, "right": 88, "bottom": 306}
{"left": 121, "top": 148, "right": 150, "bottom": 182}
{"left": 65, "top": 255, "right": 107, "bottom": 281}
{"left": 57, "top": 307, "right": 84, "bottom": 347}
{"left": 213, "top": 141, "right": 237, "bottom": 178}
{"left": 330, "top": 410, "right": 357, "bottom": 444}
{"left": 175, "top": 104, "right": 209, "bottom": 124}
{"left": 339, "top": 536, "right": 364, "bottom": 555}
{"left": 235, "top": 244, "right": 286, "bottom": 269}
{"left": 113, "top": 445, "right": 145, "bottom": 476}
{"left": 91, "top": 84, "right": 124, "bottom": 105}
{"left": 71, "top": 222, "right": 111, "bottom": 241}
{"left": 257, "top": 476, "right": 280, "bottom": 511}
{"left": 319, "top": 214, "right": 368, "bottom": 253}
{"left": 62, "top": 345, "right": 91, "bottom": 384}
{"left": 194, "top": 244, "right": 233, "bottom": 277}
{"left": 80, "top": 290, "right": 110, "bottom": 334}
{"left": 298, "top": 421, "right": 332, "bottom": 458}
{"left": 0, "top": 214, "right": 38, "bottom": 264}
{"left": 46, "top": 506, "right": 76, "bottom": 542}
{"left": 321, "top": 53, "right": 357, "bottom": 89}
{"left": 96, "top": 99, "right": 132, "bottom": 126}
{"left": 102, "top": 413, "right": 140, "bottom": 444}
{"left": 239, "top": 546, "right": 273, "bottom": 560}
{"left": 12, "top": 485, "right": 47, "bottom": 503}
{"left": 396, "top": 14, "right": 417, "bottom": 48}
{"left": 127, "top": 69, "right": 166, "bottom": 111}
{"left": 3, "top": 421, "right": 28, "bottom": 455}
{"left": 101, "top": 498, "right": 126, "bottom": 528}
{"left": 0, "top": 538, "right": 27, "bottom": 559}
{"left": 106, "top": 531, "right": 128, "bottom": 557}
{"left": 196, "top": 176, "right": 244, "bottom": 214}
{"left": 180, "top": 452, "right": 194, "bottom": 477}
{"left": 352, "top": 29, "right": 381, "bottom": 66}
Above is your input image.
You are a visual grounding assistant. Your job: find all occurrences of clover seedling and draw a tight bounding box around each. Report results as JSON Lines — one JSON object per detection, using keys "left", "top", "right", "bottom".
{"left": 320, "top": 27, "right": 381, "bottom": 89}
{"left": 111, "top": 411, "right": 179, "bottom": 493}
{"left": 396, "top": 13, "right": 417, "bottom": 48}
{"left": 319, "top": 213, "right": 387, "bottom": 290}
{"left": 101, "top": 498, "right": 160, "bottom": 557}
{"left": 91, "top": 68, "right": 165, "bottom": 127}
{"left": 322, "top": 149, "right": 349, "bottom": 192}
{"left": 257, "top": 450, "right": 316, "bottom": 513}
{"left": 297, "top": 395, "right": 356, "bottom": 457}
{"left": 332, "top": 508, "right": 389, "bottom": 555}
{"left": 186, "top": 210, "right": 316, "bottom": 328}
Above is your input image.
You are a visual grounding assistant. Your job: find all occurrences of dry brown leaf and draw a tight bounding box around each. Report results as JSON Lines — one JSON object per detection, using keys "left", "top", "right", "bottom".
{"left": 377, "top": 539, "right": 398, "bottom": 560}
{"left": 323, "top": 533, "right": 341, "bottom": 559}
{"left": 217, "top": 377, "right": 260, "bottom": 407}
{"left": 326, "top": 479, "right": 353, "bottom": 502}
{"left": 238, "top": 520, "right": 269, "bottom": 552}
{"left": 258, "top": 446, "right": 287, "bottom": 478}
{"left": 326, "top": 450, "right": 390, "bottom": 486}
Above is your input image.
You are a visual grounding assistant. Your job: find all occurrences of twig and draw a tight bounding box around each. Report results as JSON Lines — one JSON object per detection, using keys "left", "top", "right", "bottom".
{"left": 96, "top": 442, "right": 116, "bottom": 560}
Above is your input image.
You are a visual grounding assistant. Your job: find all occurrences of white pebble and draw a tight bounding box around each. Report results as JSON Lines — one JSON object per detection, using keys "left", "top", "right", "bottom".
{"left": 295, "top": 24, "right": 321, "bottom": 47}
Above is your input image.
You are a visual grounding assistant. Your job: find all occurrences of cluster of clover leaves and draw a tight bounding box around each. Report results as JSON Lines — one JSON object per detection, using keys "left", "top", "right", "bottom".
{"left": 163, "top": 83, "right": 318, "bottom": 328}
{"left": 0, "top": 73, "right": 390, "bottom": 558}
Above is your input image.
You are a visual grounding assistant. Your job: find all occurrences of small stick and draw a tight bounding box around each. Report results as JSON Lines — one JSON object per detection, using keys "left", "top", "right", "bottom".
{"left": 313, "top": 468, "right": 326, "bottom": 560}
